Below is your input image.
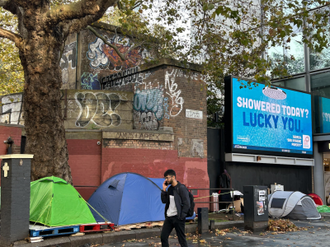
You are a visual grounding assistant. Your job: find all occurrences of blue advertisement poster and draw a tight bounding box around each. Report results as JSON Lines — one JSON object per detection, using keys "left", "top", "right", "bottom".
{"left": 232, "top": 78, "right": 313, "bottom": 155}
{"left": 320, "top": 97, "right": 330, "bottom": 133}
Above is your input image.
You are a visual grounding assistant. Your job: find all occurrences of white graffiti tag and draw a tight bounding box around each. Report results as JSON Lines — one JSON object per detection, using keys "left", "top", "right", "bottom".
{"left": 165, "top": 69, "right": 184, "bottom": 117}
{"left": 75, "top": 92, "right": 121, "bottom": 127}
{"left": 0, "top": 94, "right": 24, "bottom": 125}
{"left": 86, "top": 38, "right": 109, "bottom": 68}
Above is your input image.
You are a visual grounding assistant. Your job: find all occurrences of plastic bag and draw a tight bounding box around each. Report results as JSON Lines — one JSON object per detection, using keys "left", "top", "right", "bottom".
{"left": 317, "top": 205, "right": 330, "bottom": 213}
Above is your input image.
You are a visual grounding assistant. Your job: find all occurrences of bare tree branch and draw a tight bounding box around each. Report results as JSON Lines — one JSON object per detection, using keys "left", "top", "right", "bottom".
{"left": 45, "top": 0, "right": 117, "bottom": 26}
{"left": 87, "top": 25, "right": 126, "bottom": 61}
{"left": 0, "top": 27, "right": 23, "bottom": 49}
{"left": 125, "top": 40, "right": 145, "bottom": 57}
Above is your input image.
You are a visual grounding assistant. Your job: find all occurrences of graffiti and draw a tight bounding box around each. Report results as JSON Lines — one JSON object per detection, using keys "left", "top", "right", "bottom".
{"left": 75, "top": 92, "right": 122, "bottom": 127}
{"left": 60, "top": 42, "right": 77, "bottom": 84}
{"left": 101, "top": 66, "right": 142, "bottom": 89}
{"left": 103, "top": 35, "right": 148, "bottom": 70}
{"left": 133, "top": 111, "right": 159, "bottom": 130}
{"left": 163, "top": 97, "right": 170, "bottom": 119}
{"left": 86, "top": 38, "right": 109, "bottom": 69}
{"left": 133, "top": 84, "right": 164, "bottom": 130}
{"left": 81, "top": 73, "right": 101, "bottom": 90}
{"left": 165, "top": 69, "right": 184, "bottom": 117}
{"left": 67, "top": 100, "right": 80, "bottom": 118}
{"left": 87, "top": 36, "right": 151, "bottom": 71}
{"left": 60, "top": 42, "right": 76, "bottom": 70}
{"left": 1, "top": 94, "right": 24, "bottom": 125}
{"left": 133, "top": 88, "right": 164, "bottom": 120}
{"left": 176, "top": 69, "right": 200, "bottom": 80}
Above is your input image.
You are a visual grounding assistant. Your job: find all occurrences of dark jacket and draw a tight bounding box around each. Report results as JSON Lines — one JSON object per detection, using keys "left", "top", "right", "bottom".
{"left": 161, "top": 181, "right": 190, "bottom": 220}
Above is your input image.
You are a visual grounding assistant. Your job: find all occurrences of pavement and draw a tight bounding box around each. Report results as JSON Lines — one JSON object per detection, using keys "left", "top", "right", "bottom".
{"left": 12, "top": 213, "right": 330, "bottom": 247}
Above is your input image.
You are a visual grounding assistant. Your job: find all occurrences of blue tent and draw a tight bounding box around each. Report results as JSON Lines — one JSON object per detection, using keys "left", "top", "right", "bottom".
{"left": 88, "top": 172, "right": 194, "bottom": 226}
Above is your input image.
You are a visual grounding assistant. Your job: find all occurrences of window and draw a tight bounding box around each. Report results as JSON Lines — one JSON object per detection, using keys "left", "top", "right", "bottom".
{"left": 311, "top": 72, "right": 330, "bottom": 133}
{"left": 272, "top": 77, "right": 306, "bottom": 91}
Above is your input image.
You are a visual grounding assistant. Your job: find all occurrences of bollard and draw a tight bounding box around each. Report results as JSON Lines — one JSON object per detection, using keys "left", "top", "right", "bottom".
{"left": 197, "top": 207, "right": 209, "bottom": 234}
{"left": 0, "top": 154, "right": 33, "bottom": 246}
{"left": 209, "top": 220, "right": 215, "bottom": 231}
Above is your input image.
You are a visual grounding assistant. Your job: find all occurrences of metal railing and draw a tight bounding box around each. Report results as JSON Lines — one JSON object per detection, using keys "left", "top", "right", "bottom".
{"left": 188, "top": 187, "right": 238, "bottom": 220}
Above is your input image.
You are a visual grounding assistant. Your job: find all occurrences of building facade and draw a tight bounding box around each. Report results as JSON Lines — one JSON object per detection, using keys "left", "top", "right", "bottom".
{"left": 268, "top": 5, "right": 330, "bottom": 203}
{"left": 0, "top": 23, "right": 209, "bottom": 208}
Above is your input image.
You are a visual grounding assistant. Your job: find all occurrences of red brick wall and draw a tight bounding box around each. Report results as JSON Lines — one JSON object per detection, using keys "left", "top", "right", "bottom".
{"left": 67, "top": 139, "right": 101, "bottom": 200}
{"left": 0, "top": 125, "right": 22, "bottom": 186}
{"left": 101, "top": 147, "right": 209, "bottom": 209}
{"left": 0, "top": 125, "right": 22, "bottom": 155}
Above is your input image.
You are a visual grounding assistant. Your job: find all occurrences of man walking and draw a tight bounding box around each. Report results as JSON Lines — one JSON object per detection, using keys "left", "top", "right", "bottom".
{"left": 161, "top": 169, "right": 190, "bottom": 247}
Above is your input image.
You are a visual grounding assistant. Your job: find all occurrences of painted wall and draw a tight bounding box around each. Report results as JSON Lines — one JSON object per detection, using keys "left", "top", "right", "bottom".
{"left": 0, "top": 124, "right": 23, "bottom": 185}
{"left": 60, "top": 34, "right": 77, "bottom": 89}
{"left": 67, "top": 138, "right": 102, "bottom": 200}
{"left": 0, "top": 22, "right": 209, "bottom": 208}
{"left": 101, "top": 144, "right": 209, "bottom": 209}
{"left": 78, "top": 24, "right": 153, "bottom": 91}
{"left": 63, "top": 90, "right": 133, "bottom": 130}
{"left": 0, "top": 94, "right": 24, "bottom": 125}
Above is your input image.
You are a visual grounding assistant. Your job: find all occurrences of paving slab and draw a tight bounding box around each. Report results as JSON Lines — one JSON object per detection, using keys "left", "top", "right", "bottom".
{"left": 69, "top": 233, "right": 103, "bottom": 247}
{"left": 133, "top": 228, "right": 161, "bottom": 239}
{"left": 102, "top": 230, "right": 137, "bottom": 245}
{"left": 13, "top": 236, "right": 71, "bottom": 247}
{"left": 17, "top": 218, "right": 330, "bottom": 247}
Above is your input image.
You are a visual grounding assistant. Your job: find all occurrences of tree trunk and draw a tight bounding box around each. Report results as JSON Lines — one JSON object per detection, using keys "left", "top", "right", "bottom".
{"left": 20, "top": 27, "right": 72, "bottom": 183}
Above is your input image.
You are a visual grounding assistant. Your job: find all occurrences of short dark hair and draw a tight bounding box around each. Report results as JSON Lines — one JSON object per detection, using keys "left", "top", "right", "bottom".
{"left": 164, "top": 169, "right": 176, "bottom": 177}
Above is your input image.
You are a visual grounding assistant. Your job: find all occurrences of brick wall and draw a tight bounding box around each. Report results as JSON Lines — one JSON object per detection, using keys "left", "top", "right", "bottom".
{"left": 0, "top": 125, "right": 22, "bottom": 155}
{"left": 67, "top": 139, "right": 102, "bottom": 199}
{"left": 132, "top": 64, "right": 207, "bottom": 159}
{"left": 101, "top": 147, "right": 209, "bottom": 209}
{"left": 0, "top": 124, "right": 23, "bottom": 186}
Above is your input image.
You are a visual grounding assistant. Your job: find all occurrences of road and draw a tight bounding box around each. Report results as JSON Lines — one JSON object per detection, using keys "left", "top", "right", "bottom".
{"left": 103, "top": 218, "right": 330, "bottom": 247}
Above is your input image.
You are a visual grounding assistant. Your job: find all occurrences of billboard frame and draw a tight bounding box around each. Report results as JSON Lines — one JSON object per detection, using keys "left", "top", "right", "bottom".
{"left": 224, "top": 75, "right": 313, "bottom": 158}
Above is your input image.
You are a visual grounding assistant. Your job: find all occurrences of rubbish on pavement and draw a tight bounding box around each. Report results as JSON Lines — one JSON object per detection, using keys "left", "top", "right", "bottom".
{"left": 317, "top": 205, "right": 330, "bottom": 213}
{"left": 308, "top": 193, "right": 323, "bottom": 206}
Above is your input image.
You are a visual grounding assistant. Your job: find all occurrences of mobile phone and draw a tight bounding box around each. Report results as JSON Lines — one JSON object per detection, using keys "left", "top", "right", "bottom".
{"left": 165, "top": 181, "right": 169, "bottom": 186}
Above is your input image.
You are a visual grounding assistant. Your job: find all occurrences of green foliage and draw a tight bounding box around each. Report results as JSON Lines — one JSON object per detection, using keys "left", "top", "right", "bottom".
{"left": 179, "top": 0, "right": 330, "bottom": 126}
{"left": 1, "top": 0, "right": 330, "bottom": 128}
{"left": 0, "top": 39, "right": 24, "bottom": 96}
{"left": 0, "top": 8, "right": 22, "bottom": 96}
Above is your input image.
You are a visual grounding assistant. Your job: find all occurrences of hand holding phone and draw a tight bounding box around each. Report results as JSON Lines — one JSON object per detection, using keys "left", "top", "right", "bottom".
{"left": 163, "top": 180, "right": 168, "bottom": 191}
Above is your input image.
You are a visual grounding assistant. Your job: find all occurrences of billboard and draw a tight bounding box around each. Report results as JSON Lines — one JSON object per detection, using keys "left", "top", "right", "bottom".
{"left": 315, "top": 96, "right": 330, "bottom": 133}
{"left": 225, "top": 76, "right": 313, "bottom": 157}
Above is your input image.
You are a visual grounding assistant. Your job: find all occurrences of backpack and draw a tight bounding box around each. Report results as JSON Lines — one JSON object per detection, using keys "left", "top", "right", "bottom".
{"left": 187, "top": 189, "right": 195, "bottom": 217}
{"left": 178, "top": 184, "right": 195, "bottom": 217}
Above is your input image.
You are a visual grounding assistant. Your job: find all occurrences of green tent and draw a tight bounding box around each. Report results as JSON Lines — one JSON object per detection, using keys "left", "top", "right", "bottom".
{"left": 30, "top": 176, "right": 97, "bottom": 227}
